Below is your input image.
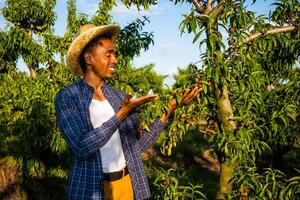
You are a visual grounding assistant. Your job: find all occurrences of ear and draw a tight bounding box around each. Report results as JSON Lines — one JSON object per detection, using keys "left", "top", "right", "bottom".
{"left": 84, "top": 52, "right": 92, "bottom": 65}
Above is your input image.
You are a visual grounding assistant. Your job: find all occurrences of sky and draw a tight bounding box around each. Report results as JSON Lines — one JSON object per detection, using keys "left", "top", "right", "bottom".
{"left": 0, "top": 0, "right": 276, "bottom": 85}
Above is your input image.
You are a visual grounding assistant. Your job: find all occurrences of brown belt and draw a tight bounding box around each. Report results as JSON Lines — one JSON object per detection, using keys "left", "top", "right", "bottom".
{"left": 104, "top": 166, "right": 129, "bottom": 182}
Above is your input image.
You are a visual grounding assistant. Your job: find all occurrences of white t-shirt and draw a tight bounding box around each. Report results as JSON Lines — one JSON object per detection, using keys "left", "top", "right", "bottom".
{"left": 89, "top": 99, "right": 126, "bottom": 173}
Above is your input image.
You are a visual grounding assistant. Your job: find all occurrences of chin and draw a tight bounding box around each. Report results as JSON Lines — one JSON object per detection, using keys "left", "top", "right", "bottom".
{"left": 105, "top": 74, "right": 114, "bottom": 79}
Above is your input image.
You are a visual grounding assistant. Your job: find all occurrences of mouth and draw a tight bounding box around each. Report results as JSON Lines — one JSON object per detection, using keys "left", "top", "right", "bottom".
{"left": 108, "top": 67, "right": 116, "bottom": 73}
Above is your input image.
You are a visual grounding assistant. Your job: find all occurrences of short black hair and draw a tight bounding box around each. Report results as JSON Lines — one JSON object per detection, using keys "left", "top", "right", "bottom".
{"left": 79, "top": 33, "right": 113, "bottom": 74}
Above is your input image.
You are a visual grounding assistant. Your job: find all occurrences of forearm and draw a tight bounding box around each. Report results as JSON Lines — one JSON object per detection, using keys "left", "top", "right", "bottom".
{"left": 77, "top": 115, "right": 121, "bottom": 158}
{"left": 57, "top": 114, "right": 121, "bottom": 160}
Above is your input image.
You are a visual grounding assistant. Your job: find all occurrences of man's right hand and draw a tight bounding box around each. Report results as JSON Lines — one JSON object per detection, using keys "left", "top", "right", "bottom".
{"left": 117, "top": 93, "right": 158, "bottom": 121}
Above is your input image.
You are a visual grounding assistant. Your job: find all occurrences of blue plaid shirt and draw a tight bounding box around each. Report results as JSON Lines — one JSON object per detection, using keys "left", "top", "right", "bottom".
{"left": 55, "top": 79, "right": 165, "bottom": 200}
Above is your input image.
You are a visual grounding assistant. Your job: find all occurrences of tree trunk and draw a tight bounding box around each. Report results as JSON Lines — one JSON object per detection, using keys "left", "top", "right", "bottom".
{"left": 216, "top": 160, "right": 236, "bottom": 199}
{"left": 215, "top": 87, "right": 237, "bottom": 199}
{"left": 203, "top": 5, "right": 237, "bottom": 197}
{"left": 27, "top": 28, "right": 37, "bottom": 78}
{"left": 216, "top": 87, "right": 236, "bottom": 132}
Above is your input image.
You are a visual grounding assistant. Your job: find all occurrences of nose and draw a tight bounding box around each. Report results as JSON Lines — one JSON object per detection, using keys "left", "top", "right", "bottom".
{"left": 111, "top": 54, "right": 117, "bottom": 64}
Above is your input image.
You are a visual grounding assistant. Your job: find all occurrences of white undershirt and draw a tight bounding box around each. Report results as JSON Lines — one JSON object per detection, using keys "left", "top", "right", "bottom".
{"left": 89, "top": 99, "right": 126, "bottom": 173}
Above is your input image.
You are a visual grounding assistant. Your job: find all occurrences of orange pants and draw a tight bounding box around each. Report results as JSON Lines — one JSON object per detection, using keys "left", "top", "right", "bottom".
{"left": 104, "top": 174, "right": 134, "bottom": 200}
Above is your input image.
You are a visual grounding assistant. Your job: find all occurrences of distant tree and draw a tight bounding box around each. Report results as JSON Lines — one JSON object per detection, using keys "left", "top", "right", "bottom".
{"left": 0, "top": 0, "right": 57, "bottom": 77}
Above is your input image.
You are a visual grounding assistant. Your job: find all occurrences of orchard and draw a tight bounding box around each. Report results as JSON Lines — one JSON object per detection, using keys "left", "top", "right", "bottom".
{"left": 0, "top": 0, "right": 299, "bottom": 199}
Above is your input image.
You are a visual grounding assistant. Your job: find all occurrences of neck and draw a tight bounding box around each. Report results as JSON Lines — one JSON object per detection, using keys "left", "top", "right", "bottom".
{"left": 83, "top": 70, "right": 104, "bottom": 91}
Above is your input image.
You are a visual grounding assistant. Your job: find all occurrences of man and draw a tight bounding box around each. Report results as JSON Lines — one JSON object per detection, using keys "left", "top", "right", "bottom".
{"left": 55, "top": 24, "right": 201, "bottom": 200}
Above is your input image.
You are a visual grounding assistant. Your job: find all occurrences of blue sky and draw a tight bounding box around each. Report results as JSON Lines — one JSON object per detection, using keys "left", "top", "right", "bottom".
{"left": 0, "top": 0, "right": 276, "bottom": 85}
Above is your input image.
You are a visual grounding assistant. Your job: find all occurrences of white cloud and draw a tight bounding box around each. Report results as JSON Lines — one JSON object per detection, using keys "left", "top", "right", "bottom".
{"left": 165, "top": 68, "right": 178, "bottom": 76}
{"left": 76, "top": 0, "right": 98, "bottom": 17}
{"left": 157, "top": 43, "right": 178, "bottom": 55}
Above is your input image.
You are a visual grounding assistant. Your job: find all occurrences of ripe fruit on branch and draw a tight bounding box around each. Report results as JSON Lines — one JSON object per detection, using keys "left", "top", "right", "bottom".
{"left": 229, "top": 26, "right": 236, "bottom": 33}
{"left": 188, "top": 15, "right": 195, "bottom": 21}
{"left": 207, "top": 80, "right": 213, "bottom": 87}
{"left": 185, "top": 117, "right": 191, "bottom": 124}
{"left": 162, "top": 179, "right": 170, "bottom": 185}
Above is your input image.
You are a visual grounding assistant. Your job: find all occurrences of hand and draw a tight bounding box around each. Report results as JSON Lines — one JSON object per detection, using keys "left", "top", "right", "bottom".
{"left": 117, "top": 93, "right": 158, "bottom": 121}
{"left": 171, "top": 85, "right": 203, "bottom": 109}
{"left": 160, "top": 86, "right": 202, "bottom": 122}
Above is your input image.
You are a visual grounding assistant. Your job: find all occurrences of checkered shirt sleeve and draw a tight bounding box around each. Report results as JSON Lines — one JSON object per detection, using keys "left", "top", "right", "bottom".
{"left": 55, "top": 89, "right": 122, "bottom": 159}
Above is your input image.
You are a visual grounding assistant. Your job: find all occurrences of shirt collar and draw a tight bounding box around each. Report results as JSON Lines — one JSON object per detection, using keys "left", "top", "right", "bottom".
{"left": 78, "top": 79, "right": 119, "bottom": 112}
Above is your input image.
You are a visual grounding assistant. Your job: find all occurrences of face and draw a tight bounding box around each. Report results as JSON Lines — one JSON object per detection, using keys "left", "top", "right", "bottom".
{"left": 84, "top": 38, "right": 117, "bottom": 80}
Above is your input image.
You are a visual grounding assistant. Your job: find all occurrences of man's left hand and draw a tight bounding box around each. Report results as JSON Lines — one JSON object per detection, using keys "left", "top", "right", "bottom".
{"left": 160, "top": 86, "right": 203, "bottom": 122}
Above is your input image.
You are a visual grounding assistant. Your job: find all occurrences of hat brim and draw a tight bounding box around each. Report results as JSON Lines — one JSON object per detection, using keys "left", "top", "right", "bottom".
{"left": 67, "top": 24, "right": 120, "bottom": 76}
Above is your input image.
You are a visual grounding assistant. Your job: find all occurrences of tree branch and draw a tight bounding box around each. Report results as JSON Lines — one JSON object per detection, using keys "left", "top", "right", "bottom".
{"left": 192, "top": 0, "right": 204, "bottom": 13}
{"left": 206, "top": 0, "right": 213, "bottom": 14}
{"left": 215, "top": 0, "right": 226, "bottom": 16}
{"left": 241, "top": 25, "right": 299, "bottom": 44}
{"left": 224, "top": 24, "right": 299, "bottom": 58}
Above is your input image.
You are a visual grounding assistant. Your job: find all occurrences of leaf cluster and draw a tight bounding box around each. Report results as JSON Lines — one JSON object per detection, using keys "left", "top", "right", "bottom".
{"left": 231, "top": 167, "right": 300, "bottom": 200}
{"left": 2, "top": 0, "right": 56, "bottom": 33}
{"left": 150, "top": 167, "right": 206, "bottom": 199}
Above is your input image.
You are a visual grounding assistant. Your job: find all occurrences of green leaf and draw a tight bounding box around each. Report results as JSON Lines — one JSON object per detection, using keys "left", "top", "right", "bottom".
{"left": 193, "top": 29, "right": 204, "bottom": 43}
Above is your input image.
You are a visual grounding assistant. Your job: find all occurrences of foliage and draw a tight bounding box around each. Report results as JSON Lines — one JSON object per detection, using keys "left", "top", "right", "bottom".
{"left": 2, "top": 0, "right": 56, "bottom": 33}
{"left": 150, "top": 167, "right": 206, "bottom": 200}
{"left": 0, "top": 63, "right": 75, "bottom": 168}
{"left": 125, "top": 0, "right": 300, "bottom": 198}
{"left": 117, "top": 16, "right": 154, "bottom": 60}
{"left": 121, "top": 0, "right": 157, "bottom": 10}
{"left": 1, "top": 0, "right": 57, "bottom": 76}
{"left": 231, "top": 167, "right": 300, "bottom": 200}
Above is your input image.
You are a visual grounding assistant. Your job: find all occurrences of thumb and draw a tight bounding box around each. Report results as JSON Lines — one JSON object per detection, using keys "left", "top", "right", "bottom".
{"left": 124, "top": 93, "right": 133, "bottom": 104}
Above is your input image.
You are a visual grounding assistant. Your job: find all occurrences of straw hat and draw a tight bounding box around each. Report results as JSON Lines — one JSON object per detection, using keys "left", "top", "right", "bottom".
{"left": 67, "top": 24, "right": 120, "bottom": 76}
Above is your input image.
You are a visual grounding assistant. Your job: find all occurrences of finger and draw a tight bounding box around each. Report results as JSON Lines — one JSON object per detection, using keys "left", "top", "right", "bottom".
{"left": 188, "top": 87, "right": 202, "bottom": 103}
{"left": 181, "top": 88, "right": 191, "bottom": 103}
{"left": 190, "top": 86, "right": 200, "bottom": 98}
{"left": 196, "top": 87, "right": 203, "bottom": 95}
{"left": 181, "top": 87, "right": 199, "bottom": 105}
{"left": 183, "top": 86, "right": 198, "bottom": 102}
{"left": 124, "top": 93, "right": 133, "bottom": 104}
{"left": 134, "top": 94, "right": 158, "bottom": 105}
{"left": 183, "top": 88, "right": 190, "bottom": 98}
{"left": 192, "top": 87, "right": 202, "bottom": 98}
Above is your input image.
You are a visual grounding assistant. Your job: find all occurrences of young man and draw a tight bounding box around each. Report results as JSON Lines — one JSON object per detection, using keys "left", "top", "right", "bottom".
{"left": 55, "top": 24, "right": 201, "bottom": 200}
